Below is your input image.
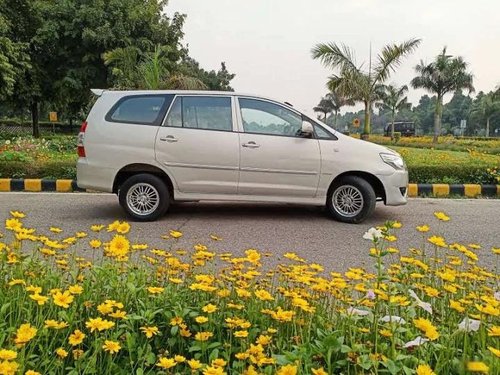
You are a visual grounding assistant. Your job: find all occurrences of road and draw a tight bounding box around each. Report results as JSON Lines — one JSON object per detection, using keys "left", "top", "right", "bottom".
{"left": 0, "top": 193, "right": 499, "bottom": 271}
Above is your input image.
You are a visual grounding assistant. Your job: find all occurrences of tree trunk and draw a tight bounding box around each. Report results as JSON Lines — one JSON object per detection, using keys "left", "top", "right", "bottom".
{"left": 433, "top": 96, "right": 442, "bottom": 144}
{"left": 391, "top": 111, "right": 395, "bottom": 140}
{"left": 324, "top": 112, "right": 328, "bottom": 123}
{"left": 486, "top": 117, "right": 490, "bottom": 138}
{"left": 334, "top": 109, "right": 338, "bottom": 128}
{"left": 362, "top": 101, "right": 371, "bottom": 140}
{"left": 31, "top": 100, "right": 40, "bottom": 138}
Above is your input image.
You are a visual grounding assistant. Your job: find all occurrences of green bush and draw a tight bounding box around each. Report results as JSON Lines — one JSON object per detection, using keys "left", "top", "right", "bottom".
{"left": 0, "top": 160, "right": 76, "bottom": 179}
{"left": 408, "top": 165, "right": 495, "bottom": 184}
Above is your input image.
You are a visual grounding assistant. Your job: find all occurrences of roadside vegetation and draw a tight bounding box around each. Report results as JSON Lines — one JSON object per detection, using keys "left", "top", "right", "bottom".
{"left": 0, "top": 211, "right": 498, "bottom": 374}
{"left": 0, "top": 135, "right": 499, "bottom": 184}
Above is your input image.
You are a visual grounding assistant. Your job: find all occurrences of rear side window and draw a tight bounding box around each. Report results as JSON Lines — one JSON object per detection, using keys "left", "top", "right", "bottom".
{"left": 164, "top": 96, "right": 233, "bottom": 131}
{"left": 105, "top": 95, "right": 173, "bottom": 125}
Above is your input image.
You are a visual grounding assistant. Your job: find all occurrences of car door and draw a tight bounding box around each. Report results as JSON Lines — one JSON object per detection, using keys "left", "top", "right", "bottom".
{"left": 155, "top": 95, "right": 240, "bottom": 194}
{"left": 236, "top": 97, "right": 321, "bottom": 197}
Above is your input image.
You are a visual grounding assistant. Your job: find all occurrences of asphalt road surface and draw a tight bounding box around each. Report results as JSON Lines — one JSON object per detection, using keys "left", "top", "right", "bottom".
{"left": 1, "top": 193, "right": 499, "bottom": 271}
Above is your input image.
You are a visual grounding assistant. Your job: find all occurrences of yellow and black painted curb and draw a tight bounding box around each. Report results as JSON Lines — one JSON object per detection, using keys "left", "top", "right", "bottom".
{"left": 408, "top": 184, "right": 500, "bottom": 198}
{"left": 0, "top": 179, "right": 84, "bottom": 192}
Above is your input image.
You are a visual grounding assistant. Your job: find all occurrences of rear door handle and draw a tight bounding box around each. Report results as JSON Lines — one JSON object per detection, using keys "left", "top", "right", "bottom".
{"left": 160, "top": 135, "right": 178, "bottom": 142}
{"left": 242, "top": 141, "right": 260, "bottom": 148}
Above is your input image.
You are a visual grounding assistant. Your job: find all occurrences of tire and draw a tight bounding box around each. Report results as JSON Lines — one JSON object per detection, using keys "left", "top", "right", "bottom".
{"left": 118, "top": 174, "right": 169, "bottom": 222}
{"left": 326, "top": 176, "right": 376, "bottom": 224}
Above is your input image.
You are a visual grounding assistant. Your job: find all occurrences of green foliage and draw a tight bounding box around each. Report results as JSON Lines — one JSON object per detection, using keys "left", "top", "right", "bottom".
{"left": 0, "top": 159, "right": 76, "bottom": 179}
{"left": 311, "top": 39, "right": 421, "bottom": 135}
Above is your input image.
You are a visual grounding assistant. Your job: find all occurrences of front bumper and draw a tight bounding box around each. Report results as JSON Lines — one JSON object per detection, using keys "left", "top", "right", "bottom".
{"left": 377, "top": 169, "right": 408, "bottom": 206}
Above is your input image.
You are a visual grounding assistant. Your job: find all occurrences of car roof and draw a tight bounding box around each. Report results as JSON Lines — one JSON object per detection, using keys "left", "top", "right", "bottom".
{"left": 92, "top": 89, "right": 294, "bottom": 107}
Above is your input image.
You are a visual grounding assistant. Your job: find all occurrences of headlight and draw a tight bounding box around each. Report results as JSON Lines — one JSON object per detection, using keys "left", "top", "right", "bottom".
{"left": 380, "top": 153, "right": 405, "bottom": 170}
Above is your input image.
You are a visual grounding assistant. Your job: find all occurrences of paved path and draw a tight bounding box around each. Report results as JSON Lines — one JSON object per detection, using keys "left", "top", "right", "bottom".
{"left": 1, "top": 193, "right": 498, "bottom": 271}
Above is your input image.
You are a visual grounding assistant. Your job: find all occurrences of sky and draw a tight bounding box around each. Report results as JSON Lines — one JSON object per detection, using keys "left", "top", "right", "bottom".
{"left": 168, "top": 0, "right": 500, "bottom": 115}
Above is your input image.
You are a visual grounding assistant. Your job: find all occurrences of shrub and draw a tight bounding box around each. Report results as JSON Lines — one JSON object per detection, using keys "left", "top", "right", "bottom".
{"left": 0, "top": 160, "right": 76, "bottom": 179}
{"left": 0, "top": 212, "right": 498, "bottom": 374}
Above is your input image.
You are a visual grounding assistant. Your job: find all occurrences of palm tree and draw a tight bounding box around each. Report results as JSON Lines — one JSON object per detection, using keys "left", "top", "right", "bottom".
{"left": 470, "top": 92, "right": 500, "bottom": 137}
{"left": 313, "top": 97, "right": 335, "bottom": 123}
{"left": 411, "top": 48, "right": 474, "bottom": 143}
{"left": 311, "top": 39, "right": 421, "bottom": 138}
{"left": 376, "top": 84, "right": 410, "bottom": 139}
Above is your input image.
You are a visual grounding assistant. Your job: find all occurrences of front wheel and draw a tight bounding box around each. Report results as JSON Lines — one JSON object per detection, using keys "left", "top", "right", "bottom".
{"left": 326, "top": 176, "right": 376, "bottom": 223}
{"left": 118, "top": 174, "right": 169, "bottom": 222}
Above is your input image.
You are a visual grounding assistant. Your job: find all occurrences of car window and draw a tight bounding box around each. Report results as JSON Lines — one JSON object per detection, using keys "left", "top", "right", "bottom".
{"left": 314, "top": 124, "right": 336, "bottom": 140}
{"left": 164, "top": 96, "right": 233, "bottom": 131}
{"left": 239, "top": 98, "right": 302, "bottom": 137}
{"left": 108, "top": 96, "right": 169, "bottom": 125}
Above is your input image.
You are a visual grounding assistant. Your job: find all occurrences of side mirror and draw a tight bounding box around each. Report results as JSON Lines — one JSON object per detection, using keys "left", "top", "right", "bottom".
{"left": 300, "top": 121, "right": 314, "bottom": 137}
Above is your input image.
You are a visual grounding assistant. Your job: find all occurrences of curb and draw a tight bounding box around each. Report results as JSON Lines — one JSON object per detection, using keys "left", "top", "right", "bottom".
{"left": 408, "top": 184, "right": 500, "bottom": 198}
{"left": 0, "top": 179, "right": 84, "bottom": 192}
{"left": 0, "top": 179, "right": 499, "bottom": 198}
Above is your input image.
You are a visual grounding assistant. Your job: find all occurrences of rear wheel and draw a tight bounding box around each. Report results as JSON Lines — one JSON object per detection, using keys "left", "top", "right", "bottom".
{"left": 118, "top": 174, "right": 169, "bottom": 221}
{"left": 326, "top": 176, "right": 376, "bottom": 223}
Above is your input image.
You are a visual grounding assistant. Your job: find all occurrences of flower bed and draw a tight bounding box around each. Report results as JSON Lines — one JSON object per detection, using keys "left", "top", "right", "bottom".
{"left": 0, "top": 212, "right": 498, "bottom": 374}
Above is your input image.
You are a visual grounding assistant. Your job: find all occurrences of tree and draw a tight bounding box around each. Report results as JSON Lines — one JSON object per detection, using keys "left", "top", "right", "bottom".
{"left": 470, "top": 92, "right": 500, "bottom": 137}
{"left": 311, "top": 38, "right": 421, "bottom": 138}
{"left": 313, "top": 97, "right": 335, "bottom": 123}
{"left": 411, "top": 47, "right": 474, "bottom": 143}
{"left": 376, "top": 84, "right": 410, "bottom": 139}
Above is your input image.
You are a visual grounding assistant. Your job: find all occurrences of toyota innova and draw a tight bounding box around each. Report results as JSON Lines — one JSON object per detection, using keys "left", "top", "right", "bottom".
{"left": 77, "top": 90, "right": 408, "bottom": 223}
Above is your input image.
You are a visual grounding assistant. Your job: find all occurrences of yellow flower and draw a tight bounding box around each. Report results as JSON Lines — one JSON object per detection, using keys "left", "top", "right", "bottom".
{"left": 10, "top": 210, "right": 25, "bottom": 218}
{"left": 427, "top": 235, "right": 447, "bottom": 248}
{"left": 56, "top": 348, "right": 68, "bottom": 358}
{"left": 25, "top": 371, "right": 41, "bottom": 375}
{"left": 492, "top": 247, "right": 500, "bottom": 255}
{"left": 276, "top": 364, "right": 297, "bottom": 375}
{"left": 89, "top": 239, "right": 101, "bottom": 249}
{"left": 195, "top": 316, "right": 209, "bottom": 324}
{"left": 44, "top": 320, "right": 68, "bottom": 329}
{"left": 50, "top": 227, "right": 63, "bottom": 233}
{"left": 29, "top": 293, "right": 48, "bottom": 306}
{"left": 174, "top": 355, "right": 186, "bottom": 363}
{"left": 416, "top": 225, "right": 430, "bottom": 232}
{"left": 466, "top": 362, "right": 489, "bottom": 373}
{"left": 195, "top": 331, "right": 213, "bottom": 341}
{"left": 170, "top": 317, "right": 183, "bottom": 326}
{"left": 202, "top": 366, "right": 226, "bottom": 375}
{"left": 413, "top": 318, "right": 439, "bottom": 341}
{"left": 169, "top": 230, "right": 183, "bottom": 238}
{"left": 416, "top": 364, "right": 436, "bottom": 375}
{"left": 254, "top": 289, "right": 274, "bottom": 301}
{"left": 85, "top": 317, "right": 115, "bottom": 332}
{"left": 52, "top": 291, "right": 74, "bottom": 309}
{"left": 234, "top": 330, "right": 248, "bottom": 338}
{"left": 14, "top": 323, "right": 37, "bottom": 347}
{"left": 488, "top": 346, "right": 500, "bottom": 358}
{"left": 475, "top": 303, "right": 499, "bottom": 316}
{"left": 90, "top": 224, "right": 104, "bottom": 232}
{"left": 211, "top": 358, "right": 227, "bottom": 367}
{"left": 202, "top": 304, "right": 218, "bottom": 313}
{"left": 311, "top": 368, "right": 328, "bottom": 375}
{"left": 109, "top": 310, "right": 127, "bottom": 319}
{"left": 487, "top": 326, "right": 500, "bottom": 336}
{"left": 140, "top": 326, "right": 159, "bottom": 338}
{"left": 106, "top": 234, "right": 130, "bottom": 259}
{"left": 8, "top": 279, "right": 25, "bottom": 287}
{"left": 0, "top": 350, "right": 17, "bottom": 360}
{"left": 450, "top": 300, "right": 465, "bottom": 313}
{"left": 188, "top": 359, "right": 203, "bottom": 370}
{"left": 379, "top": 329, "right": 392, "bottom": 338}
{"left": 256, "top": 335, "right": 272, "bottom": 346}
{"left": 68, "top": 330, "right": 86, "bottom": 346}
{"left": 68, "top": 285, "right": 83, "bottom": 295}
{"left": 434, "top": 211, "right": 450, "bottom": 221}
{"left": 116, "top": 222, "right": 130, "bottom": 234}
{"left": 147, "top": 286, "right": 164, "bottom": 294}
{"left": 102, "top": 340, "right": 121, "bottom": 354}
{"left": 5, "top": 218, "right": 23, "bottom": 231}
{"left": 157, "top": 357, "right": 176, "bottom": 369}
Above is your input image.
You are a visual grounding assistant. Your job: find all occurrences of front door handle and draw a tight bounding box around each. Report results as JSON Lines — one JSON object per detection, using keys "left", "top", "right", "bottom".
{"left": 242, "top": 141, "right": 260, "bottom": 148}
{"left": 159, "top": 135, "right": 178, "bottom": 142}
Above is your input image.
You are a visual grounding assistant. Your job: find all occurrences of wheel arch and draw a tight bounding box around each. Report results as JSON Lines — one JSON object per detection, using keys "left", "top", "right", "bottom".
{"left": 113, "top": 163, "right": 174, "bottom": 199}
{"left": 328, "top": 171, "right": 386, "bottom": 203}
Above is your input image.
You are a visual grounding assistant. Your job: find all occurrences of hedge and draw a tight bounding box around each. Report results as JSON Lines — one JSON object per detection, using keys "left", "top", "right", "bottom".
{"left": 0, "top": 160, "right": 76, "bottom": 179}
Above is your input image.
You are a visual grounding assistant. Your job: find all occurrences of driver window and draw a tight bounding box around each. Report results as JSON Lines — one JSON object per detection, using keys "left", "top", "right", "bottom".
{"left": 239, "top": 98, "right": 302, "bottom": 137}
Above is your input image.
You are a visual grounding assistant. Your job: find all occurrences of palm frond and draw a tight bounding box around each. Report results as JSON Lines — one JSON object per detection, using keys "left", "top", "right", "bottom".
{"left": 372, "top": 38, "right": 421, "bottom": 84}
{"left": 311, "top": 42, "right": 360, "bottom": 72}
